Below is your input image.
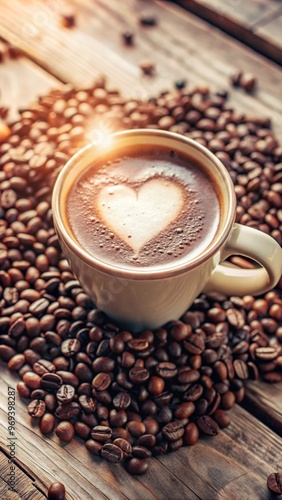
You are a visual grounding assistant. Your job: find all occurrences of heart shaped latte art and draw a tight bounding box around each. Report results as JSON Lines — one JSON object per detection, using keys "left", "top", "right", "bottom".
{"left": 96, "top": 178, "right": 184, "bottom": 255}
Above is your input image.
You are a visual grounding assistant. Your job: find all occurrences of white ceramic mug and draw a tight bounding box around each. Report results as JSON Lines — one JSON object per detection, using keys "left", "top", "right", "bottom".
{"left": 52, "top": 130, "right": 282, "bottom": 332}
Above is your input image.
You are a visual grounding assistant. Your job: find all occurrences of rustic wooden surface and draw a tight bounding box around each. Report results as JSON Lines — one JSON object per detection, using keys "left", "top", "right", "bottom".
{"left": 0, "top": 1, "right": 282, "bottom": 499}
{"left": 1, "top": 363, "right": 282, "bottom": 500}
{"left": 173, "top": 0, "right": 282, "bottom": 65}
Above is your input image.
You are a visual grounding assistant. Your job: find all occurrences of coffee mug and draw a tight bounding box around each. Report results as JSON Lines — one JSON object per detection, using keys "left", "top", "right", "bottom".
{"left": 52, "top": 129, "right": 282, "bottom": 332}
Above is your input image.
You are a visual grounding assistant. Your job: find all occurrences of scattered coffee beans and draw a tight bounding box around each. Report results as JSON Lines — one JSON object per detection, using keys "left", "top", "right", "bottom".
{"left": 139, "top": 15, "right": 157, "bottom": 27}
{"left": 230, "top": 70, "right": 257, "bottom": 93}
{"left": 122, "top": 31, "right": 134, "bottom": 46}
{"left": 60, "top": 10, "right": 76, "bottom": 28}
{"left": 140, "top": 61, "right": 155, "bottom": 75}
{"left": 0, "top": 41, "right": 21, "bottom": 65}
{"left": 0, "top": 79, "right": 281, "bottom": 480}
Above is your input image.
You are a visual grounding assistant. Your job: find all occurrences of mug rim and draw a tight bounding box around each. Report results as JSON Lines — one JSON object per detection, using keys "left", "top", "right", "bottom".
{"left": 52, "top": 129, "right": 236, "bottom": 280}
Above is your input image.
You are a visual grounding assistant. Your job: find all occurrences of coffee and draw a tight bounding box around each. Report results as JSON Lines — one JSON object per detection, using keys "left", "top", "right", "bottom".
{"left": 66, "top": 146, "right": 220, "bottom": 268}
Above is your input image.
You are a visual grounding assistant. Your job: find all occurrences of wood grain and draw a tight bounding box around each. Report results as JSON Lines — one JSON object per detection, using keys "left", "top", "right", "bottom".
{"left": 172, "top": 0, "right": 281, "bottom": 27}
{"left": 0, "top": 57, "right": 60, "bottom": 120}
{"left": 0, "top": 0, "right": 282, "bottom": 139}
{"left": 173, "top": 0, "right": 282, "bottom": 64}
{"left": 243, "top": 380, "right": 282, "bottom": 436}
{"left": 0, "top": 449, "right": 45, "bottom": 500}
{"left": 254, "top": 10, "right": 282, "bottom": 54}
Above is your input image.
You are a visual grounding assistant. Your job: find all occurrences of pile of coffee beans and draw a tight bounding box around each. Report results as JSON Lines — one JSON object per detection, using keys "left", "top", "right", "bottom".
{"left": 0, "top": 79, "right": 281, "bottom": 476}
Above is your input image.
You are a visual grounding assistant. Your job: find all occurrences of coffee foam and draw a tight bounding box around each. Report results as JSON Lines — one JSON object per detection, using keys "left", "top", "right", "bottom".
{"left": 96, "top": 179, "right": 184, "bottom": 256}
{"left": 66, "top": 147, "right": 220, "bottom": 268}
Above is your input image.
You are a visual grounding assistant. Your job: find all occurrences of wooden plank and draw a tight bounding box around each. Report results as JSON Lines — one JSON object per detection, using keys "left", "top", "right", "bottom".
{"left": 177, "top": 0, "right": 281, "bottom": 27}
{"left": 0, "top": 56, "right": 60, "bottom": 120}
{"left": 1, "top": 364, "right": 282, "bottom": 500}
{"left": 0, "top": 449, "right": 45, "bottom": 500}
{"left": 173, "top": 0, "right": 282, "bottom": 65}
{"left": 0, "top": 0, "right": 282, "bottom": 140}
{"left": 243, "top": 380, "right": 282, "bottom": 436}
{"left": 254, "top": 11, "right": 282, "bottom": 55}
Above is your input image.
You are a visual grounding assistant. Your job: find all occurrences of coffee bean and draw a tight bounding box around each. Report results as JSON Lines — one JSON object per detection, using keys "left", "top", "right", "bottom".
{"left": 155, "top": 361, "right": 177, "bottom": 378}
{"left": 170, "top": 323, "right": 192, "bottom": 341}
{"left": 27, "top": 399, "right": 46, "bottom": 418}
{"left": 267, "top": 472, "right": 282, "bottom": 495}
{"left": 30, "top": 389, "right": 46, "bottom": 400}
{"left": 17, "top": 381, "right": 31, "bottom": 398}
{"left": 262, "top": 372, "right": 282, "bottom": 383}
{"left": 40, "top": 413, "right": 55, "bottom": 434}
{"left": 126, "top": 420, "right": 146, "bottom": 437}
{"left": 202, "top": 349, "right": 218, "bottom": 365}
{"left": 178, "top": 369, "right": 200, "bottom": 384}
{"left": 162, "top": 422, "right": 184, "bottom": 442}
{"left": 240, "top": 73, "right": 257, "bottom": 93}
{"left": 127, "top": 339, "right": 149, "bottom": 351}
{"left": 55, "top": 421, "right": 75, "bottom": 442}
{"left": 226, "top": 308, "right": 245, "bottom": 328}
{"left": 29, "top": 298, "right": 49, "bottom": 315}
{"left": 56, "top": 384, "right": 75, "bottom": 404}
{"left": 33, "top": 359, "right": 56, "bottom": 375}
{"left": 122, "top": 31, "right": 134, "bottom": 46}
{"left": 113, "top": 437, "right": 132, "bottom": 457}
{"left": 22, "top": 372, "right": 41, "bottom": 390}
{"left": 206, "top": 332, "right": 227, "bottom": 349}
{"left": 139, "top": 15, "right": 157, "bottom": 26}
{"left": 85, "top": 439, "right": 103, "bottom": 456}
{"left": 92, "top": 356, "right": 115, "bottom": 373}
{"left": 221, "top": 391, "right": 236, "bottom": 410}
{"left": 197, "top": 415, "right": 219, "bottom": 436}
{"left": 213, "top": 361, "right": 228, "bottom": 381}
{"left": 61, "top": 338, "right": 81, "bottom": 357}
{"left": 0, "top": 345, "right": 17, "bottom": 362}
{"left": 132, "top": 445, "right": 152, "bottom": 459}
{"left": 92, "top": 372, "right": 112, "bottom": 391}
{"left": 113, "top": 392, "right": 131, "bottom": 409}
{"left": 91, "top": 425, "right": 112, "bottom": 442}
{"left": 75, "top": 362, "right": 93, "bottom": 382}
{"left": 101, "top": 443, "right": 124, "bottom": 463}
{"left": 56, "top": 371, "right": 79, "bottom": 388}
{"left": 7, "top": 353, "right": 25, "bottom": 371}
{"left": 55, "top": 402, "right": 81, "bottom": 420}
{"left": 125, "top": 458, "right": 149, "bottom": 475}
{"left": 137, "top": 434, "right": 156, "bottom": 448}
{"left": 74, "top": 421, "right": 91, "bottom": 440}
{"left": 47, "top": 482, "right": 65, "bottom": 500}
{"left": 213, "top": 409, "right": 231, "bottom": 428}
{"left": 233, "top": 359, "right": 249, "bottom": 380}
{"left": 152, "top": 438, "right": 168, "bottom": 456}
{"left": 148, "top": 376, "right": 165, "bottom": 395}
{"left": 184, "top": 333, "right": 205, "bottom": 354}
{"left": 169, "top": 437, "right": 183, "bottom": 451}
{"left": 129, "top": 366, "right": 150, "bottom": 384}
{"left": 41, "top": 373, "right": 62, "bottom": 391}
{"left": 8, "top": 317, "right": 25, "bottom": 338}
{"left": 78, "top": 395, "right": 97, "bottom": 413}
{"left": 255, "top": 346, "right": 280, "bottom": 361}
{"left": 184, "top": 422, "right": 199, "bottom": 446}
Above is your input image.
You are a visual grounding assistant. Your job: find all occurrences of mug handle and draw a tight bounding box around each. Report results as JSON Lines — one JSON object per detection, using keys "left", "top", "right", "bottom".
{"left": 203, "top": 223, "right": 282, "bottom": 296}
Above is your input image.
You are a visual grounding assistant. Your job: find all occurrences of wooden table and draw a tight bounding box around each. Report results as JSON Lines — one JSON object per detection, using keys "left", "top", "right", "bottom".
{"left": 0, "top": 1, "right": 281, "bottom": 499}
